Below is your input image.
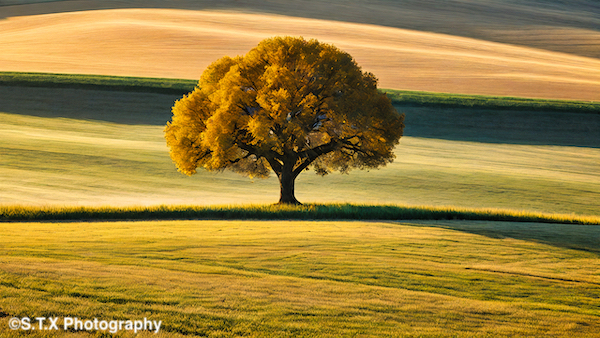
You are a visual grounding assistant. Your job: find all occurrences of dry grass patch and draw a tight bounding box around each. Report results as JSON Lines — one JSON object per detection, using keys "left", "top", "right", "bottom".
{"left": 3, "top": 0, "right": 599, "bottom": 59}
{"left": 1, "top": 9, "right": 599, "bottom": 100}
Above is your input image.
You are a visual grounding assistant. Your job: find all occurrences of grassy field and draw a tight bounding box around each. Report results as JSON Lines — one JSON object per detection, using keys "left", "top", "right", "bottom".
{"left": 2, "top": 109, "right": 600, "bottom": 214}
{"left": 0, "top": 60, "right": 598, "bottom": 338}
{"left": 1, "top": 220, "right": 599, "bottom": 337}
{"left": 2, "top": 74, "right": 599, "bottom": 214}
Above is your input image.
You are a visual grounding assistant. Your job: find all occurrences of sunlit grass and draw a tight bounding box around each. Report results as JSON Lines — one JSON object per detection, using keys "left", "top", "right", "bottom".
{"left": 1, "top": 73, "right": 599, "bottom": 337}
{"left": 2, "top": 72, "right": 599, "bottom": 214}
{"left": 1, "top": 203, "right": 599, "bottom": 225}
{"left": 1, "top": 110, "right": 599, "bottom": 215}
{"left": 1, "top": 219, "right": 598, "bottom": 337}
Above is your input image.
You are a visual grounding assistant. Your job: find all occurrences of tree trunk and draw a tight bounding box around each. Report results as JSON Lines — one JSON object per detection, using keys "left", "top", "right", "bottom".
{"left": 277, "top": 165, "right": 301, "bottom": 205}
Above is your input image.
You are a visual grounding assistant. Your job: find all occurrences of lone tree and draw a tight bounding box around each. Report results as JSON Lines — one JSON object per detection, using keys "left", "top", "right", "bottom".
{"left": 165, "top": 36, "right": 405, "bottom": 204}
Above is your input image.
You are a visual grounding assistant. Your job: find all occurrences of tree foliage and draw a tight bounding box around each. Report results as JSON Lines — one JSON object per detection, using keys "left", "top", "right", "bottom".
{"left": 165, "top": 36, "right": 404, "bottom": 204}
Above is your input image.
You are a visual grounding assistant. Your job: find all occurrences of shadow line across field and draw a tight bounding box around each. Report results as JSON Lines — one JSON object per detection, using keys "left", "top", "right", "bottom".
{"left": 405, "top": 220, "right": 600, "bottom": 256}
{"left": 2, "top": 85, "right": 599, "bottom": 147}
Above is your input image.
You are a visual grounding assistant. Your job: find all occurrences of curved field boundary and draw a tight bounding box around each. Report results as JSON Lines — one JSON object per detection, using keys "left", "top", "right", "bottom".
{"left": 1, "top": 204, "right": 598, "bottom": 225}
{"left": 2, "top": 71, "right": 599, "bottom": 114}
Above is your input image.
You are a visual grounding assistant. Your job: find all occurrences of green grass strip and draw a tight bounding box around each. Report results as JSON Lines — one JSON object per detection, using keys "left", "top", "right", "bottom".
{"left": 1, "top": 204, "right": 598, "bottom": 224}
{"left": 384, "top": 89, "right": 600, "bottom": 114}
{"left": 0, "top": 71, "right": 197, "bottom": 95}
{"left": 2, "top": 71, "right": 599, "bottom": 113}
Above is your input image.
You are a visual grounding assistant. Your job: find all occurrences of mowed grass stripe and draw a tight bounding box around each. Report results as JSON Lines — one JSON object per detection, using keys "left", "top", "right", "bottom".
{"left": 1, "top": 204, "right": 599, "bottom": 225}
{"left": 2, "top": 71, "right": 599, "bottom": 113}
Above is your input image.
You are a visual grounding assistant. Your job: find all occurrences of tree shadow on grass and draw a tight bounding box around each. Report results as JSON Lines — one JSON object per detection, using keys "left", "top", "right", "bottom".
{"left": 403, "top": 220, "right": 600, "bottom": 256}
{"left": 399, "top": 105, "right": 600, "bottom": 148}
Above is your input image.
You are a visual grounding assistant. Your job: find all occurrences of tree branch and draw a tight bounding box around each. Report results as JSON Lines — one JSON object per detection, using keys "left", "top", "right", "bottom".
{"left": 265, "top": 156, "right": 283, "bottom": 176}
{"left": 293, "top": 140, "right": 339, "bottom": 177}
{"left": 226, "top": 151, "right": 253, "bottom": 165}
{"left": 237, "top": 142, "right": 283, "bottom": 174}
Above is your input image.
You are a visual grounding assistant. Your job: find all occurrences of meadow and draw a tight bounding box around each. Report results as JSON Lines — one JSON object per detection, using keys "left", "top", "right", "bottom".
{"left": 1, "top": 75, "right": 598, "bottom": 336}
{"left": 1, "top": 74, "right": 599, "bottom": 214}
{"left": 1, "top": 220, "right": 599, "bottom": 337}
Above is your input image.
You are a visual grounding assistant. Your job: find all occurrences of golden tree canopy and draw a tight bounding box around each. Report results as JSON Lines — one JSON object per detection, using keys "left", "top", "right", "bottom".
{"left": 165, "top": 36, "right": 405, "bottom": 204}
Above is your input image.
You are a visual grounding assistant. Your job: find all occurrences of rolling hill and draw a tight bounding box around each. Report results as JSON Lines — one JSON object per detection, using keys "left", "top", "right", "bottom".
{"left": 0, "top": 2, "right": 599, "bottom": 100}
{"left": 2, "top": 0, "right": 599, "bottom": 59}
